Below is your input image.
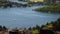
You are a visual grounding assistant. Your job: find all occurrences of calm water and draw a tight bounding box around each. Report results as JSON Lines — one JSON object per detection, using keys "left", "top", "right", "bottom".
{"left": 0, "top": 0, "right": 60, "bottom": 28}
{"left": 9, "top": 0, "right": 28, "bottom": 4}
{"left": 0, "top": 5, "right": 60, "bottom": 28}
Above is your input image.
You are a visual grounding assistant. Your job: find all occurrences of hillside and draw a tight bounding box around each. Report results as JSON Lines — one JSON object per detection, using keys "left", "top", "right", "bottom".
{"left": 34, "top": 4, "right": 60, "bottom": 13}
{"left": 41, "top": 18, "right": 60, "bottom": 34}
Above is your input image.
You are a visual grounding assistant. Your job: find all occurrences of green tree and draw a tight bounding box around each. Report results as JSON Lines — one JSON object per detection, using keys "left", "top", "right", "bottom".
{"left": 45, "top": 0, "right": 56, "bottom": 5}
{"left": 0, "top": 25, "right": 2, "bottom": 31}
{"left": 52, "top": 18, "right": 60, "bottom": 31}
{"left": 28, "top": 27, "right": 32, "bottom": 30}
{"left": 2, "top": 26, "right": 7, "bottom": 31}
{"left": 36, "top": 25, "right": 40, "bottom": 30}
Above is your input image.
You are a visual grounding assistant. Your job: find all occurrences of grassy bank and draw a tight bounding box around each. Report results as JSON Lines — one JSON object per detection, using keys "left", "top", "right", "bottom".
{"left": 34, "top": 4, "right": 60, "bottom": 13}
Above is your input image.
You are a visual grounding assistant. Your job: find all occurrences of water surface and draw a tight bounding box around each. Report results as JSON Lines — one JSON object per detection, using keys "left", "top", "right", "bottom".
{"left": 0, "top": 5, "right": 60, "bottom": 28}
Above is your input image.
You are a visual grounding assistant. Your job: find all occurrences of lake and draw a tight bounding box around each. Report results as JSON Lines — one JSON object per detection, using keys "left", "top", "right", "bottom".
{"left": 0, "top": 0, "right": 60, "bottom": 28}
{"left": 9, "top": 0, "right": 28, "bottom": 4}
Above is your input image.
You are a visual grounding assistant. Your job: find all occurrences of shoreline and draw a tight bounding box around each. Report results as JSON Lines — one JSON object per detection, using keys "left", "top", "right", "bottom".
{"left": 34, "top": 4, "right": 60, "bottom": 13}
{"left": 0, "top": 0, "right": 31, "bottom": 8}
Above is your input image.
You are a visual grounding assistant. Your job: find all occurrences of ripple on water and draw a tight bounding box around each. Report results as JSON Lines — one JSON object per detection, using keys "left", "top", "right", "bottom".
{"left": 0, "top": 6, "right": 60, "bottom": 28}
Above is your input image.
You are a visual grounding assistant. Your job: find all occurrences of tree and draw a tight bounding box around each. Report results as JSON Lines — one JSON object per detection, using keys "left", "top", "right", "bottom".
{"left": 57, "top": 18, "right": 60, "bottom": 23}
{"left": 40, "top": 25, "right": 45, "bottom": 29}
{"left": 2, "top": 26, "right": 7, "bottom": 31}
{"left": 28, "top": 27, "right": 31, "bottom": 30}
{"left": 52, "top": 18, "right": 60, "bottom": 31}
{"left": 45, "top": 0, "right": 56, "bottom": 5}
{"left": 0, "top": 25, "right": 2, "bottom": 31}
{"left": 36, "top": 25, "right": 40, "bottom": 30}
{"left": 46, "top": 22, "right": 49, "bottom": 25}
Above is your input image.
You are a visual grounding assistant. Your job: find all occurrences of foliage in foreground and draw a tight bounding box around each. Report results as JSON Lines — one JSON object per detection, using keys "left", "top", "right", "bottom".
{"left": 28, "top": 18, "right": 60, "bottom": 34}
{"left": 0, "top": 18, "right": 60, "bottom": 34}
